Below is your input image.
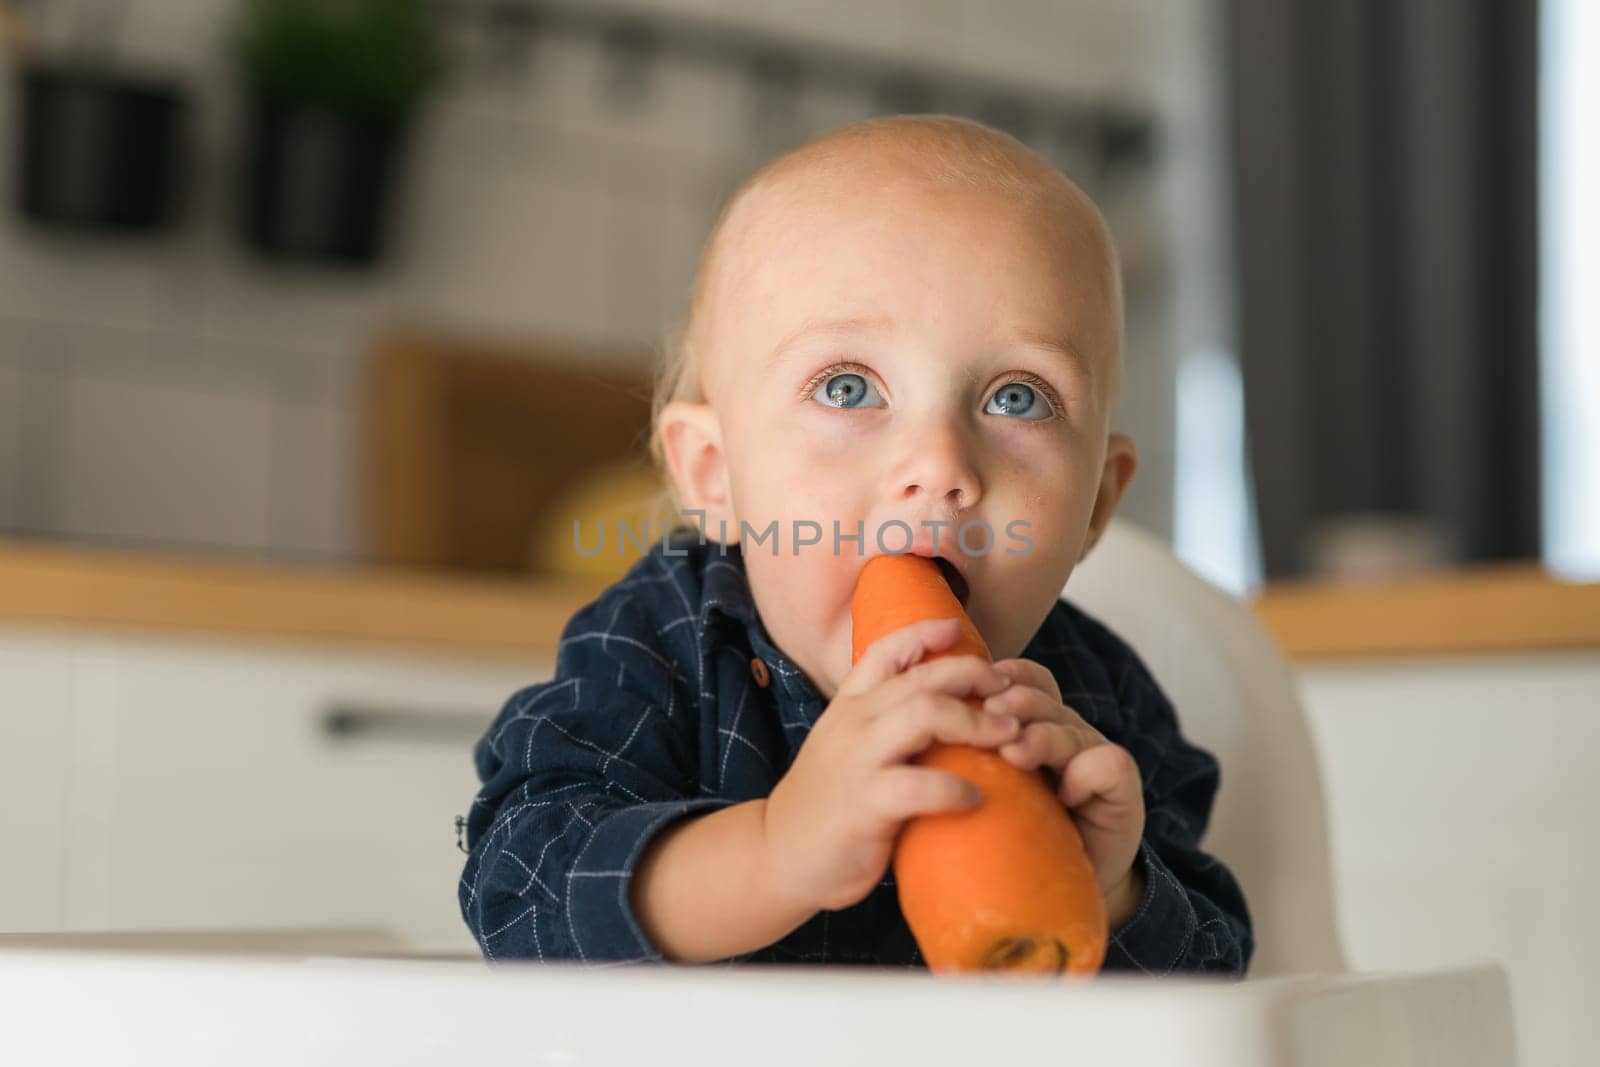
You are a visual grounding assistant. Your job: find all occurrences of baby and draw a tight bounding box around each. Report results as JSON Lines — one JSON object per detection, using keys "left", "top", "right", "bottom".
{"left": 459, "top": 115, "right": 1252, "bottom": 974}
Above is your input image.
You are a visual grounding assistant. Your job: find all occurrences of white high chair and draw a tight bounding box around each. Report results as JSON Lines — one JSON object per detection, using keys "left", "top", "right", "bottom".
{"left": 0, "top": 522, "right": 1517, "bottom": 1066}
{"left": 1067, "top": 518, "right": 1347, "bottom": 978}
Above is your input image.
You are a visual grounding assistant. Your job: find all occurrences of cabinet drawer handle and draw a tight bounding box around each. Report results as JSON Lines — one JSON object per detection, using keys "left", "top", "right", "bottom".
{"left": 320, "top": 703, "right": 491, "bottom": 745}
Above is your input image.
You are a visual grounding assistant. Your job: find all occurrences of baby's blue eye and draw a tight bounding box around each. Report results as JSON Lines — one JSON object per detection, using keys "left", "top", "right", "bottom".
{"left": 985, "top": 382, "right": 1053, "bottom": 420}
{"left": 813, "top": 371, "right": 884, "bottom": 409}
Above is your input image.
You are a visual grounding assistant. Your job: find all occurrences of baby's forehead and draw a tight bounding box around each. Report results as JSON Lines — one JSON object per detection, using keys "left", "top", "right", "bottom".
{"left": 725, "top": 139, "right": 1110, "bottom": 276}
{"left": 690, "top": 124, "right": 1124, "bottom": 400}
{"left": 718, "top": 162, "right": 1117, "bottom": 327}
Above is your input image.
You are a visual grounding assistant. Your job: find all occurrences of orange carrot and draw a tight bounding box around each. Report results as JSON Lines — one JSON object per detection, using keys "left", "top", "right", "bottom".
{"left": 851, "top": 553, "right": 1107, "bottom": 975}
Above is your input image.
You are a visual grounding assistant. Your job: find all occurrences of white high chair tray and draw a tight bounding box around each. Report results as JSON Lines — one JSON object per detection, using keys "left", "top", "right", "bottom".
{"left": 0, "top": 950, "right": 1514, "bottom": 1066}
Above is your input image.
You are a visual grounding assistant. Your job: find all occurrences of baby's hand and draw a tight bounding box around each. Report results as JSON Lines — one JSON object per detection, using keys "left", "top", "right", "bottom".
{"left": 762, "top": 617, "right": 1019, "bottom": 913}
{"left": 984, "top": 657, "right": 1147, "bottom": 920}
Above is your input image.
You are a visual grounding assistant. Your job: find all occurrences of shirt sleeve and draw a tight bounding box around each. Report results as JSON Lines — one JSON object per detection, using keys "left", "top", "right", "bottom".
{"left": 1097, "top": 642, "right": 1255, "bottom": 978}
{"left": 458, "top": 593, "right": 731, "bottom": 962}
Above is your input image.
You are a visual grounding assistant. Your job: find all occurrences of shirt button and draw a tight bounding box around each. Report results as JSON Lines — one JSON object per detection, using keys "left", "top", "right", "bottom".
{"left": 749, "top": 657, "right": 771, "bottom": 688}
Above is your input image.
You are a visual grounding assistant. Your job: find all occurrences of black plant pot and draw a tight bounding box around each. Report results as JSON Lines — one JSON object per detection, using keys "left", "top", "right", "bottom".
{"left": 14, "top": 61, "right": 186, "bottom": 231}
{"left": 242, "top": 93, "right": 411, "bottom": 266}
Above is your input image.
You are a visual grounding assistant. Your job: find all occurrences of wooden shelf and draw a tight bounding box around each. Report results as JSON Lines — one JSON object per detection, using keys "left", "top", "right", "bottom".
{"left": 0, "top": 538, "right": 607, "bottom": 663}
{"left": 1253, "top": 564, "right": 1600, "bottom": 660}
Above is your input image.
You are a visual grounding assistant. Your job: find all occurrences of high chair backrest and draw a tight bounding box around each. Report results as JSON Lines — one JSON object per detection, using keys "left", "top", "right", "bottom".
{"left": 1065, "top": 520, "right": 1347, "bottom": 977}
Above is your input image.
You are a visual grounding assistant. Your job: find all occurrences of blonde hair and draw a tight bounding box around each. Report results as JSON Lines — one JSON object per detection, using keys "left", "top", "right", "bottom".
{"left": 644, "top": 312, "right": 700, "bottom": 537}
{"left": 645, "top": 114, "right": 1121, "bottom": 531}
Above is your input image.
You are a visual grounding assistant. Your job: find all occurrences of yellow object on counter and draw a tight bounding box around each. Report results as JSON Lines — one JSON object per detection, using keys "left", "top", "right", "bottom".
{"left": 528, "top": 462, "right": 685, "bottom": 584}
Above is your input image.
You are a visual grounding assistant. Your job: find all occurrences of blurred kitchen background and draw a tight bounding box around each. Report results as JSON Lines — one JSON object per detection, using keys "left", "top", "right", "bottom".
{"left": 0, "top": 0, "right": 1208, "bottom": 588}
{"left": 1, "top": 3, "right": 1595, "bottom": 1065}
{"left": 0, "top": 0, "right": 1586, "bottom": 589}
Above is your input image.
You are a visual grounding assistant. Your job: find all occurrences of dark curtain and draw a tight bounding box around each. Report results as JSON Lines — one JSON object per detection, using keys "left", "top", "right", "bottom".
{"left": 1225, "top": 0, "right": 1541, "bottom": 577}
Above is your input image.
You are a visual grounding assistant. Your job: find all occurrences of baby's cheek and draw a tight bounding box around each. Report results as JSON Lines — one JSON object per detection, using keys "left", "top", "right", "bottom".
{"left": 778, "top": 411, "right": 862, "bottom": 463}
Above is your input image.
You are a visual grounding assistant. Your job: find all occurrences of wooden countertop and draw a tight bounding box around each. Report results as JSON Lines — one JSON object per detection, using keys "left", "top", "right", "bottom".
{"left": 0, "top": 538, "right": 607, "bottom": 663}
{"left": 1, "top": 538, "right": 1595, "bottom": 662}
{"left": 1251, "top": 563, "right": 1600, "bottom": 660}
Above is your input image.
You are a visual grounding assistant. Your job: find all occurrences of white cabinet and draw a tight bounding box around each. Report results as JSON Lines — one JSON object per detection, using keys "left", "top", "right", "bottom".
{"left": 0, "top": 624, "right": 548, "bottom": 954}
{"left": 0, "top": 634, "right": 76, "bottom": 929}
{"left": 1300, "top": 651, "right": 1600, "bottom": 1067}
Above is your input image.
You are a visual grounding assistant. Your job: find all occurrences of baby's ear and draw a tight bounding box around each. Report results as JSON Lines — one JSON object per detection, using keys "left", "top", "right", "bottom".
{"left": 656, "top": 401, "right": 737, "bottom": 539}
{"left": 1080, "top": 432, "right": 1138, "bottom": 561}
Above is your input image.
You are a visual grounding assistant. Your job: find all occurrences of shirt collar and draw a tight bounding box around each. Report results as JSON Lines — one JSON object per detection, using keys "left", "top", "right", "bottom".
{"left": 684, "top": 535, "right": 828, "bottom": 712}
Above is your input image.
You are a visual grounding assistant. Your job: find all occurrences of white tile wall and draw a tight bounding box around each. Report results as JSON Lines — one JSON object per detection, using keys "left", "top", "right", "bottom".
{"left": 0, "top": 347, "right": 21, "bottom": 532}
{"left": 4, "top": 323, "right": 73, "bottom": 537}
{"left": 605, "top": 191, "right": 674, "bottom": 349}
{"left": 54, "top": 353, "right": 276, "bottom": 554}
{"left": 0, "top": 0, "right": 1177, "bottom": 560}
{"left": 506, "top": 32, "right": 629, "bottom": 150}
{"left": 529, "top": 43, "right": 743, "bottom": 174}
{"left": 657, "top": 181, "right": 722, "bottom": 325}
{"left": 759, "top": 0, "right": 907, "bottom": 56}
{"left": 404, "top": 168, "right": 614, "bottom": 345}
{"left": 0, "top": 226, "right": 194, "bottom": 338}
{"left": 267, "top": 385, "right": 358, "bottom": 562}
{"left": 196, "top": 252, "right": 401, "bottom": 359}
{"left": 897, "top": 0, "right": 972, "bottom": 69}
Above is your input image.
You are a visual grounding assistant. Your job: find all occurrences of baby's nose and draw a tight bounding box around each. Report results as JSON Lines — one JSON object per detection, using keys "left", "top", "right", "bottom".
{"left": 897, "top": 425, "right": 982, "bottom": 511}
{"left": 903, "top": 480, "right": 974, "bottom": 512}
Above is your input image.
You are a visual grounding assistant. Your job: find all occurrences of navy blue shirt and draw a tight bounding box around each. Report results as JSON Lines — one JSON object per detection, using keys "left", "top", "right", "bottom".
{"left": 459, "top": 532, "right": 1253, "bottom": 975}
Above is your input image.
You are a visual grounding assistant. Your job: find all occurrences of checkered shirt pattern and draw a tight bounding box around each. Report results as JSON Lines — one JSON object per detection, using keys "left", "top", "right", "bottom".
{"left": 459, "top": 531, "right": 1253, "bottom": 974}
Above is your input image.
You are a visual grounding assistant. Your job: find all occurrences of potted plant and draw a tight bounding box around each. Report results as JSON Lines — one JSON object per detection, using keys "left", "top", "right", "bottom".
{"left": 8, "top": 1, "right": 189, "bottom": 231}
{"left": 234, "top": 0, "right": 446, "bottom": 265}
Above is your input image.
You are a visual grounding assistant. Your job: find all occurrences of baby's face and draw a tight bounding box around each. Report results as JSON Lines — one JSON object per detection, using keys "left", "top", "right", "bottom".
{"left": 685, "top": 162, "right": 1133, "bottom": 701}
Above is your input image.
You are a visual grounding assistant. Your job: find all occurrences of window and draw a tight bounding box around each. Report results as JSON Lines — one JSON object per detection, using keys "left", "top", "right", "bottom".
{"left": 1541, "top": 0, "right": 1600, "bottom": 577}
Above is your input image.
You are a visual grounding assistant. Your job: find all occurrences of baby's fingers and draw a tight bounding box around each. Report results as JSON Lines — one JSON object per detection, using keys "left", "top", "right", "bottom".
{"left": 1059, "top": 742, "right": 1144, "bottom": 817}
{"left": 870, "top": 766, "right": 983, "bottom": 822}
{"left": 992, "top": 657, "right": 1063, "bottom": 704}
{"left": 873, "top": 654, "right": 1012, "bottom": 713}
{"left": 871, "top": 692, "right": 1021, "bottom": 764}
{"left": 999, "top": 721, "right": 1099, "bottom": 773}
{"left": 837, "top": 617, "right": 965, "bottom": 699}
{"left": 986, "top": 685, "right": 1105, "bottom": 745}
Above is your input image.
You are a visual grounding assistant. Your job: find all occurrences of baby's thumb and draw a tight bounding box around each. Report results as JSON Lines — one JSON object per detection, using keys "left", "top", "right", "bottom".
{"left": 837, "top": 616, "right": 964, "bottom": 698}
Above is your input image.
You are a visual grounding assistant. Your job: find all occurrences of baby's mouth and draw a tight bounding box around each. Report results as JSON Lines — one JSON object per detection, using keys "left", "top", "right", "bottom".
{"left": 932, "top": 556, "right": 971, "bottom": 610}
